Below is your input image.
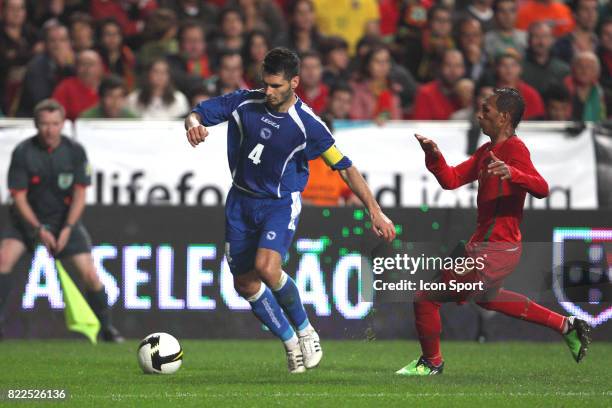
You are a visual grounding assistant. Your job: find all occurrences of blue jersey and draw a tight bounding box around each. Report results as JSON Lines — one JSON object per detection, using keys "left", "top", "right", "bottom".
{"left": 192, "top": 89, "right": 350, "bottom": 198}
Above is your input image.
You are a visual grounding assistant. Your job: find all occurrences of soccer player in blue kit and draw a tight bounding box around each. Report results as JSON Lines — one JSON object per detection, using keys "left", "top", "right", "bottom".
{"left": 185, "top": 48, "right": 396, "bottom": 373}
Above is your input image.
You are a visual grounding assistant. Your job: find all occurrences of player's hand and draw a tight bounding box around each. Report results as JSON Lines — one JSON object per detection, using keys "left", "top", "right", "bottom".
{"left": 370, "top": 210, "right": 396, "bottom": 242}
{"left": 414, "top": 134, "right": 440, "bottom": 155}
{"left": 55, "top": 226, "right": 72, "bottom": 255}
{"left": 186, "top": 124, "right": 208, "bottom": 148}
{"left": 38, "top": 227, "right": 57, "bottom": 254}
{"left": 487, "top": 151, "right": 511, "bottom": 180}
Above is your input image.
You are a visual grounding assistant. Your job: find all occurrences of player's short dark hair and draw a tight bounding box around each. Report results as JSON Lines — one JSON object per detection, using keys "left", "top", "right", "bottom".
{"left": 493, "top": 88, "right": 525, "bottom": 129}
{"left": 34, "top": 99, "right": 66, "bottom": 123}
{"left": 99, "top": 74, "right": 127, "bottom": 97}
{"left": 263, "top": 47, "right": 300, "bottom": 79}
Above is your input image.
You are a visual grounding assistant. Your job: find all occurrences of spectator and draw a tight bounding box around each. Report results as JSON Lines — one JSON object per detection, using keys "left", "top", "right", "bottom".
{"left": 320, "top": 36, "right": 351, "bottom": 88}
{"left": 160, "top": 0, "right": 218, "bottom": 35}
{"left": 0, "top": 0, "right": 42, "bottom": 116}
{"left": 412, "top": 49, "right": 465, "bottom": 120}
{"left": 127, "top": 58, "right": 190, "bottom": 119}
{"left": 208, "top": 7, "right": 246, "bottom": 68}
{"left": 96, "top": 18, "right": 136, "bottom": 91}
{"left": 552, "top": 0, "right": 599, "bottom": 64}
{"left": 484, "top": 0, "right": 527, "bottom": 58}
{"left": 301, "top": 114, "right": 353, "bottom": 206}
{"left": 494, "top": 51, "right": 545, "bottom": 119}
{"left": 80, "top": 75, "right": 138, "bottom": 118}
{"left": 228, "top": 0, "right": 286, "bottom": 46}
{"left": 324, "top": 82, "right": 353, "bottom": 120}
{"left": 353, "top": 35, "right": 418, "bottom": 116}
{"left": 313, "top": 0, "right": 380, "bottom": 54}
{"left": 89, "top": 0, "right": 157, "bottom": 44}
{"left": 563, "top": 51, "right": 607, "bottom": 121}
{"left": 454, "top": 0, "right": 496, "bottom": 32}
{"left": 18, "top": 23, "right": 75, "bottom": 116}
{"left": 543, "top": 85, "right": 573, "bottom": 120}
{"left": 203, "top": 50, "right": 248, "bottom": 96}
{"left": 450, "top": 78, "right": 476, "bottom": 120}
{"left": 52, "top": 50, "right": 104, "bottom": 120}
{"left": 516, "top": 0, "right": 575, "bottom": 38}
{"left": 296, "top": 51, "right": 328, "bottom": 114}
{"left": 137, "top": 8, "right": 179, "bottom": 69}
{"left": 597, "top": 19, "right": 612, "bottom": 115}
{"left": 396, "top": 5, "right": 455, "bottom": 83}
{"left": 187, "top": 84, "right": 211, "bottom": 107}
{"left": 32, "top": 0, "right": 86, "bottom": 27}
{"left": 70, "top": 12, "right": 95, "bottom": 52}
{"left": 521, "top": 22, "right": 570, "bottom": 96}
{"left": 466, "top": 84, "right": 495, "bottom": 153}
{"left": 457, "top": 17, "right": 489, "bottom": 83}
{"left": 349, "top": 45, "right": 402, "bottom": 122}
{"left": 242, "top": 30, "right": 270, "bottom": 88}
{"left": 281, "top": 0, "right": 323, "bottom": 54}
{"left": 167, "top": 20, "right": 212, "bottom": 95}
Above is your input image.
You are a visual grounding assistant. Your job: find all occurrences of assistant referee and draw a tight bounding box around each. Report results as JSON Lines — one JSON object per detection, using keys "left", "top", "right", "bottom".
{"left": 0, "top": 99, "right": 123, "bottom": 342}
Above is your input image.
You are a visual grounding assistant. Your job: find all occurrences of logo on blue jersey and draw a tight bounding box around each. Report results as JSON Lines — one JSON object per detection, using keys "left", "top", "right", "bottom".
{"left": 260, "top": 127, "right": 272, "bottom": 140}
{"left": 260, "top": 117, "right": 280, "bottom": 129}
{"left": 266, "top": 231, "right": 276, "bottom": 240}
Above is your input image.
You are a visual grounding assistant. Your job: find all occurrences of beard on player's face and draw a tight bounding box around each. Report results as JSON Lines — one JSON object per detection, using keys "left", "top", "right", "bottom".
{"left": 266, "top": 86, "right": 294, "bottom": 110}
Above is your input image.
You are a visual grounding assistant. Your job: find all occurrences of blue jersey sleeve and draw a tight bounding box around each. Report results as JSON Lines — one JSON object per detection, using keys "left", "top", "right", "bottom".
{"left": 191, "top": 89, "right": 253, "bottom": 126}
{"left": 304, "top": 115, "right": 336, "bottom": 161}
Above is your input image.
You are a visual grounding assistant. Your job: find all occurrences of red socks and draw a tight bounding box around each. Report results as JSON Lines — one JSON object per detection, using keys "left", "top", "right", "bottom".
{"left": 414, "top": 299, "right": 443, "bottom": 366}
{"left": 413, "top": 289, "right": 567, "bottom": 365}
{"left": 476, "top": 289, "right": 566, "bottom": 333}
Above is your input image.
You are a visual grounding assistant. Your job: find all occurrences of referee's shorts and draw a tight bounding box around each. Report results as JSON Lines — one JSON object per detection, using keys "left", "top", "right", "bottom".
{"left": 0, "top": 216, "right": 92, "bottom": 259}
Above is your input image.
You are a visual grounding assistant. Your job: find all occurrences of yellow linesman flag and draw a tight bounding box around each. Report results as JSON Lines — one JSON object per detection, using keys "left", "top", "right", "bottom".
{"left": 55, "top": 260, "right": 100, "bottom": 344}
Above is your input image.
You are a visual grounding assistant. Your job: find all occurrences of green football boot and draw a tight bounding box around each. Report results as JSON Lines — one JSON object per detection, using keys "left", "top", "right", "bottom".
{"left": 563, "top": 316, "right": 592, "bottom": 363}
{"left": 396, "top": 356, "right": 444, "bottom": 376}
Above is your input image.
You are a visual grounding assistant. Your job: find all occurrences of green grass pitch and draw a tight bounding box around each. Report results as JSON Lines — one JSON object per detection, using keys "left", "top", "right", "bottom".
{"left": 1, "top": 340, "right": 611, "bottom": 407}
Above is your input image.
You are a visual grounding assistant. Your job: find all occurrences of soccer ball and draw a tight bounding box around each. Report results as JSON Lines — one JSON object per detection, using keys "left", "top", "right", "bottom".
{"left": 137, "top": 332, "right": 183, "bottom": 374}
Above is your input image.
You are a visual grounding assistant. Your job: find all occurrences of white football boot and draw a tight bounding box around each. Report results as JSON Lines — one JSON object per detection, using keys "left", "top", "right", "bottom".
{"left": 286, "top": 347, "right": 306, "bottom": 373}
{"left": 298, "top": 327, "right": 323, "bottom": 369}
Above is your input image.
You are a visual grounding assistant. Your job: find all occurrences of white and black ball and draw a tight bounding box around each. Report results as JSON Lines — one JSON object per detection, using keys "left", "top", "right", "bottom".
{"left": 137, "top": 332, "right": 183, "bottom": 374}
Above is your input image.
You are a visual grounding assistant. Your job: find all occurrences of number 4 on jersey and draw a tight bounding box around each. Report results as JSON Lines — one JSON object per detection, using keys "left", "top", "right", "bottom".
{"left": 248, "top": 143, "right": 264, "bottom": 165}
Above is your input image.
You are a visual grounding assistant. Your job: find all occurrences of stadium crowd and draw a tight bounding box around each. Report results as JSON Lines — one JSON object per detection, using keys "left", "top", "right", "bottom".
{"left": 0, "top": 0, "right": 610, "bottom": 123}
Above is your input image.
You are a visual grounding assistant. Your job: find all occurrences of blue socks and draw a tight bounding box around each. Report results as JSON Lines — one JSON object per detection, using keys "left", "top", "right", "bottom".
{"left": 248, "top": 283, "right": 296, "bottom": 344}
{"left": 272, "top": 271, "right": 310, "bottom": 333}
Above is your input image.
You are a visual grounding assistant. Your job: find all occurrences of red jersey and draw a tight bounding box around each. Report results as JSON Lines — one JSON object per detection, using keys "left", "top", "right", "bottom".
{"left": 412, "top": 80, "right": 459, "bottom": 120}
{"left": 425, "top": 136, "right": 548, "bottom": 243}
{"left": 52, "top": 77, "right": 99, "bottom": 121}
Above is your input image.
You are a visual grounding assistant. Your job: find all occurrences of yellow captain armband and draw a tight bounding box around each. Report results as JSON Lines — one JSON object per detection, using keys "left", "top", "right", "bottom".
{"left": 321, "top": 145, "right": 344, "bottom": 167}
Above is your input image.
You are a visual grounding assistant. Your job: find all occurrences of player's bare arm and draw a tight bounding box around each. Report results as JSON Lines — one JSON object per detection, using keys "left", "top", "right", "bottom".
{"left": 12, "top": 190, "right": 56, "bottom": 253}
{"left": 338, "top": 166, "right": 396, "bottom": 242}
{"left": 56, "top": 185, "right": 87, "bottom": 254}
{"left": 184, "top": 112, "right": 209, "bottom": 148}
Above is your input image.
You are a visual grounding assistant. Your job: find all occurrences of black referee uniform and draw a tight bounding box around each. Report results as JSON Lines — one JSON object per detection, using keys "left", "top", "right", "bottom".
{"left": 0, "top": 135, "right": 122, "bottom": 342}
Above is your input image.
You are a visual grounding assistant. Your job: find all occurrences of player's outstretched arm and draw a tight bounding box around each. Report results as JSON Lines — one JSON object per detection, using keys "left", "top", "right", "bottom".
{"left": 184, "top": 112, "right": 209, "bottom": 148}
{"left": 338, "top": 166, "right": 396, "bottom": 242}
{"left": 414, "top": 133, "right": 479, "bottom": 190}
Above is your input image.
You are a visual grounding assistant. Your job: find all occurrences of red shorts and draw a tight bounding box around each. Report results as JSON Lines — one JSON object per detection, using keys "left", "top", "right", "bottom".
{"left": 417, "top": 242, "right": 522, "bottom": 303}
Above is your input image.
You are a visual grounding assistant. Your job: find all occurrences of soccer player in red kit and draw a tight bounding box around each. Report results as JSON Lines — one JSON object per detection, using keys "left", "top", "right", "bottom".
{"left": 396, "top": 88, "right": 591, "bottom": 376}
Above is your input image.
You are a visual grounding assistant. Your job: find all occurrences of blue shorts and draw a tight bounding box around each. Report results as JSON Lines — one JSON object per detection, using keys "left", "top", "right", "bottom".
{"left": 224, "top": 187, "right": 302, "bottom": 275}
